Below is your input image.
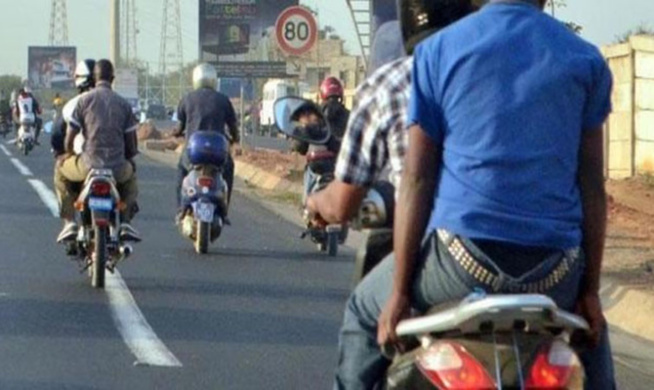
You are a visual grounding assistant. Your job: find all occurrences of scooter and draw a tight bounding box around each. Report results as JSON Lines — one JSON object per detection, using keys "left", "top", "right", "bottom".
{"left": 273, "top": 96, "right": 347, "bottom": 257}
{"left": 178, "top": 131, "right": 230, "bottom": 254}
{"left": 383, "top": 292, "right": 589, "bottom": 389}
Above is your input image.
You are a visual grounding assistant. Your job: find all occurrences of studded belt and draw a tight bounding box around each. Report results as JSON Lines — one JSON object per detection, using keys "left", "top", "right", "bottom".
{"left": 436, "top": 230, "right": 573, "bottom": 294}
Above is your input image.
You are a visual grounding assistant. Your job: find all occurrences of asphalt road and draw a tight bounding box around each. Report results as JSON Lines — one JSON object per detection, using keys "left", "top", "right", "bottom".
{"left": 0, "top": 139, "right": 652, "bottom": 389}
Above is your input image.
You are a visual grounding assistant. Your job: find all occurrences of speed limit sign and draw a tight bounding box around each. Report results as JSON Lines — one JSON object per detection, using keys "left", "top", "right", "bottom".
{"left": 275, "top": 6, "right": 318, "bottom": 56}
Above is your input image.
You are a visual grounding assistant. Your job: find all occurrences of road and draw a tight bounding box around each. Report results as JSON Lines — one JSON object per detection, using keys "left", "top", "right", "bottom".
{"left": 0, "top": 141, "right": 652, "bottom": 389}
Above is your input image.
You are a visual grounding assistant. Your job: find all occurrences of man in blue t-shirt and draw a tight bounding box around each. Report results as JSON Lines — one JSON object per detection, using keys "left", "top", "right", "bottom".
{"left": 335, "top": 1, "right": 615, "bottom": 389}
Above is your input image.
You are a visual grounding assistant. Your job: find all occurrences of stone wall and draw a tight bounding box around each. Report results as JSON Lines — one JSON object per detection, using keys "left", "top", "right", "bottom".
{"left": 602, "top": 35, "right": 654, "bottom": 178}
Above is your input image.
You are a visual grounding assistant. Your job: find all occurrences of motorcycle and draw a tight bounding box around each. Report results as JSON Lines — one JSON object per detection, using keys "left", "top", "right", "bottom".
{"left": 63, "top": 169, "right": 134, "bottom": 288}
{"left": 17, "top": 121, "right": 35, "bottom": 156}
{"left": 384, "top": 292, "right": 589, "bottom": 389}
{"left": 178, "top": 131, "right": 230, "bottom": 254}
{"left": 273, "top": 96, "right": 347, "bottom": 257}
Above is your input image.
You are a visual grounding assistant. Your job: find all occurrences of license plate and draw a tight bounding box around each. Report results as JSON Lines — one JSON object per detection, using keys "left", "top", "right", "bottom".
{"left": 88, "top": 197, "right": 113, "bottom": 211}
{"left": 194, "top": 202, "right": 215, "bottom": 223}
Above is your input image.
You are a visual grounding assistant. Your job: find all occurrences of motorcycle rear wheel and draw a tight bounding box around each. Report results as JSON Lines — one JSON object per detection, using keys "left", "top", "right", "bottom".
{"left": 92, "top": 226, "right": 107, "bottom": 288}
{"left": 195, "top": 221, "right": 210, "bottom": 254}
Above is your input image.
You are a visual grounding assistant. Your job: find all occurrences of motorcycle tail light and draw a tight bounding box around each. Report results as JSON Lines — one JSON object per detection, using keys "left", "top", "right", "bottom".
{"left": 417, "top": 341, "right": 495, "bottom": 390}
{"left": 90, "top": 181, "right": 111, "bottom": 196}
{"left": 197, "top": 177, "right": 214, "bottom": 189}
{"left": 526, "top": 340, "right": 582, "bottom": 389}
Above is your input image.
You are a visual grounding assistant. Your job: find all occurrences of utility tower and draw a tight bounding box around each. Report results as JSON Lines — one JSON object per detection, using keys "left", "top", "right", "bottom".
{"left": 49, "top": 0, "right": 69, "bottom": 46}
{"left": 159, "top": 0, "right": 184, "bottom": 106}
{"left": 346, "top": 0, "right": 372, "bottom": 66}
{"left": 121, "top": 0, "right": 139, "bottom": 66}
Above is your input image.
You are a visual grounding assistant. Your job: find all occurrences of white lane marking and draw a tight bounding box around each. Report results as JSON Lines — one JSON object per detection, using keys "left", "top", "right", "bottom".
{"left": 0, "top": 145, "right": 11, "bottom": 156}
{"left": 106, "top": 270, "right": 183, "bottom": 367}
{"left": 27, "top": 179, "right": 59, "bottom": 217}
{"left": 10, "top": 158, "right": 33, "bottom": 176}
{"left": 25, "top": 178, "right": 182, "bottom": 367}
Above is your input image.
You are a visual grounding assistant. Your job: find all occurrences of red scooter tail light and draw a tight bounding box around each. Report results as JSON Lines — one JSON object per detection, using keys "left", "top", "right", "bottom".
{"left": 90, "top": 181, "right": 111, "bottom": 196}
{"left": 197, "top": 177, "right": 214, "bottom": 189}
{"left": 417, "top": 341, "right": 495, "bottom": 390}
{"left": 526, "top": 340, "right": 583, "bottom": 390}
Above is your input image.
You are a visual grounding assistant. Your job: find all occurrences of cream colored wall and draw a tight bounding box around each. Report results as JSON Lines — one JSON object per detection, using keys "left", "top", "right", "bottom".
{"left": 602, "top": 35, "right": 654, "bottom": 178}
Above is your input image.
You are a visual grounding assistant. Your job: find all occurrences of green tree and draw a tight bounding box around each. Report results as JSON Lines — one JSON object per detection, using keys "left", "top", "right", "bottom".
{"left": 0, "top": 75, "right": 22, "bottom": 96}
{"left": 546, "top": 0, "right": 582, "bottom": 34}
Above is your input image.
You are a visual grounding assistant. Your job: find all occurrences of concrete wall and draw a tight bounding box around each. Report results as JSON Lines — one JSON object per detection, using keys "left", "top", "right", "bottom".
{"left": 602, "top": 35, "right": 654, "bottom": 178}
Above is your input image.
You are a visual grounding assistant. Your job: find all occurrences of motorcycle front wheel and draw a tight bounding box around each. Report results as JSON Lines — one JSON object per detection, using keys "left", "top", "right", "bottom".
{"left": 195, "top": 221, "right": 210, "bottom": 254}
{"left": 91, "top": 226, "right": 107, "bottom": 288}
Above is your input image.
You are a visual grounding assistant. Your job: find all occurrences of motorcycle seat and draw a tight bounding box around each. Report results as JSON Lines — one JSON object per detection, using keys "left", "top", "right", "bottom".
{"left": 397, "top": 294, "right": 588, "bottom": 338}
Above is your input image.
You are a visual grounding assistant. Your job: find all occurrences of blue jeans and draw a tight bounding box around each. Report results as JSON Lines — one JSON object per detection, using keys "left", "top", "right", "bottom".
{"left": 334, "top": 231, "right": 616, "bottom": 390}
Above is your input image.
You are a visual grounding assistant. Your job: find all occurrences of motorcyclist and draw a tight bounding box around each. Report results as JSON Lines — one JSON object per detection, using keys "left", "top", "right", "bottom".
{"left": 51, "top": 59, "right": 96, "bottom": 158}
{"left": 173, "top": 63, "right": 239, "bottom": 222}
{"left": 319, "top": 77, "right": 349, "bottom": 140}
{"left": 53, "top": 92, "right": 64, "bottom": 120}
{"left": 13, "top": 86, "right": 42, "bottom": 144}
{"left": 333, "top": 0, "right": 616, "bottom": 389}
{"left": 54, "top": 59, "right": 140, "bottom": 243}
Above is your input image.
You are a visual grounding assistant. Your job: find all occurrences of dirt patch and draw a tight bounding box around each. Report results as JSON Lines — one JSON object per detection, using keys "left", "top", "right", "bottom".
{"left": 605, "top": 177, "right": 654, "bottom": 290}
{"left": 235, "top": 148, "right": 304, "bottom": 183}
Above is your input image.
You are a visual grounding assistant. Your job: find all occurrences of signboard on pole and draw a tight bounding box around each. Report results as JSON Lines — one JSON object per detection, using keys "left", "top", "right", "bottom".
{"left": 114, "top": 68, "right": 140, "bottom": 112}
{"left": 199, "top": 0, "right": 299, "bottom": 78}
{"left": 27, "top": 46, "right": 76, "bottom": 90}
{"left": 275, "top": 6, "right": 317, "bottom": 57}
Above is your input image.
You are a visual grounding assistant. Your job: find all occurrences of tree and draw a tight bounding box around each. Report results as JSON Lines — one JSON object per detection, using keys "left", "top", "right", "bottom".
{"left": 0, "top": 75, "right": 22, "bottom": 96}
{"left": 615, "top": 25, "right": 654, "bottom": 44}
{"left": 546, "top": 0, "right": 582, "bottom": 34}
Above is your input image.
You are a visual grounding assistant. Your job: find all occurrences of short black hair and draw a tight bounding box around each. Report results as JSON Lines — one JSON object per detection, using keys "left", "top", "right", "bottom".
{"left": 94, "top": 59, "right": 115, "bottom": 83}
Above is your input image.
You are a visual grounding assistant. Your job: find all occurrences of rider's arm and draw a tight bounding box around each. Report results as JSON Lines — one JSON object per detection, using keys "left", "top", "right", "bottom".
{"left": 226, "top": 100, "right": 240, "bottom": 144}
{"left": 392, "top": 126, "right": 439, "bottom": 295}
{"left": 173, "top": 99, "right": 186, "bottom": 137}
{"left": 64, "top": 125, "right": 79, "bottom": 154}
{"left": 578, "top": 128, "right": 606, "bottom": 295}
{"left": 308, "top": 181, "right": 367, "bottom": 223}
{"left": 124, "top": 106, "right": 139, "bottom": 160}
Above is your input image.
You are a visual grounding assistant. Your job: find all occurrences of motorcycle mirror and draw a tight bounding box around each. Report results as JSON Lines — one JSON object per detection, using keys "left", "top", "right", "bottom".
{"left": 273, "top": 96, "right": 331, "bottom": 145}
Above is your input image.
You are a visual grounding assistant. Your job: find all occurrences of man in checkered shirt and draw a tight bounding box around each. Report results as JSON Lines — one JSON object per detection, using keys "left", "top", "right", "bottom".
{"left": 305, "top": 22, "right": 408, "bottom": 224}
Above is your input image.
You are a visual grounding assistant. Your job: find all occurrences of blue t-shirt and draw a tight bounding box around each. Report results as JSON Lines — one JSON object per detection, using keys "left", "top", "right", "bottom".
{"left": 408, "top": 1, "right": 612, "bottom": 250}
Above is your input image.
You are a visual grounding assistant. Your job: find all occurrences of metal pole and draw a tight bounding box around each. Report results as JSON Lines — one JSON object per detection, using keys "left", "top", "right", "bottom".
{"left": 110, "top": 0, "right": 120, "bottom": 66}
{"left": 239, "top": 80, "right": 245, "bottom": 147}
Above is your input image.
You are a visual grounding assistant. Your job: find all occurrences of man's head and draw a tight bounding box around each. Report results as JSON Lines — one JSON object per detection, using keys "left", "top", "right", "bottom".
{"left": 94, "top": 59, "right": 115, "bottom": 84}
{"left": 75, "top": 59, "right": 96, "bottom": 92}
{"left": 399, "top": 0, "right": 479, "bottom": 54}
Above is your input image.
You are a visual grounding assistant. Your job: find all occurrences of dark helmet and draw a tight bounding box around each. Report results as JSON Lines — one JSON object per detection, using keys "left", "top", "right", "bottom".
{"left": 399, "top": 0, "right": 479, "bottom": 54}
{"left": 75, "top": 59, "right": 96, "bottom": 91}
{"left": 319, "top": 77, "right": 344, "bottom": 101}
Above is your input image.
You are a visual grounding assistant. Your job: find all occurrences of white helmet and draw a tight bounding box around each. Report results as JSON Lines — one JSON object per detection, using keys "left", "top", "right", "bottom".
{"left": 75, "top": 59, "right": 96, "bottom": 91}
{"left": 192, "top": 63, "right": 217, "bottom": 90}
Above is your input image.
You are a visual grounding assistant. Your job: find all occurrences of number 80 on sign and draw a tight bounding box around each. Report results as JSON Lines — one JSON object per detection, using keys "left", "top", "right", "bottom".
{"left": 275, "top": 6, "right": 318, "bottom": 57}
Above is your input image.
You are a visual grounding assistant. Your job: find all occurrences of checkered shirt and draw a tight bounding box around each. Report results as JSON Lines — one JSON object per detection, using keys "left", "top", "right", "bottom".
{"left": 335, "top": 56, "right": 413, "bottom": 191}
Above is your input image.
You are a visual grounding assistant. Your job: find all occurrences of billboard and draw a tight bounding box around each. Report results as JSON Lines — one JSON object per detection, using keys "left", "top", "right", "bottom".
{"left": 114, "top": 68, "right": 140, "bottom": 113}
{"left": 199, "top": 0, "right": 299, "bottom": 78}
{"left": 28, "top": 46, "right": 76, "bottom": 90}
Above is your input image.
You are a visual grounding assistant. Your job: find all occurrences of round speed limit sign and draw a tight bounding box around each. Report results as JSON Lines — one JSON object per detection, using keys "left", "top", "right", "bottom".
{"left": 275, "top": 6, "right": 318, "bottom": 56}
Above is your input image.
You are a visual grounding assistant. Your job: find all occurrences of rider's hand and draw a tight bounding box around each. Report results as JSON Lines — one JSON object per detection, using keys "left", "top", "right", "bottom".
{"left": 575, "top": 291, "right": 605, "bottom": 348}
{"left": 377, "top": 291, "right": 411, "bottom": 351}
{"left": 305, "top": 195, "right": 327, "bottom": 227}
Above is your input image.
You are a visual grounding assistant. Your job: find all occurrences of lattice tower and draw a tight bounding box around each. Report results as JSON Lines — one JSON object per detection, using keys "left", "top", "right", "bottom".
{"left": 49, "top": 0, "right": 69, "bottom": 46}
{"left": 159, "top": 0, "right": 184, "bottom": 105}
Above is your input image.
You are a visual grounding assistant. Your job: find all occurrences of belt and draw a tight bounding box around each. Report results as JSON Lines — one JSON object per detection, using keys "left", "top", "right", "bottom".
{"left": 437, "top": 230, "right": 573, "bottom": 294}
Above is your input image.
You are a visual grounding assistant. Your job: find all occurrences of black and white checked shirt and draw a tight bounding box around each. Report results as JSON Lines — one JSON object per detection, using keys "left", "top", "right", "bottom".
{"left": 335, "top": 56, "right": 412, "bottom": 191}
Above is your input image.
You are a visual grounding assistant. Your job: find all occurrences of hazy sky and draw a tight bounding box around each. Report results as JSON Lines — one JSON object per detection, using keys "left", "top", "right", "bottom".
{"left": 0, "top": 0, "right": 652, "bottom": 77}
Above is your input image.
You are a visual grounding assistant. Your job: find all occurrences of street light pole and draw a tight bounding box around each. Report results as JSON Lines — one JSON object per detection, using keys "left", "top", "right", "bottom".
{"left": 110, "top": 0, "right": 121, "bottom": 67}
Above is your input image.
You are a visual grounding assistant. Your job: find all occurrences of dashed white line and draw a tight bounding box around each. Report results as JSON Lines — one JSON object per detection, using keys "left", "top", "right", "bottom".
{"left": 10, "top": 158, "right": 33, "bottom": 176}
{"left": 27, "top": 179, "right": 59, "bottom": 217}
{"left": 0, "top": 145, "right": 10, "bottom": 156}
{"left": 106, "top": 270, "right": 183, "bottom": 367}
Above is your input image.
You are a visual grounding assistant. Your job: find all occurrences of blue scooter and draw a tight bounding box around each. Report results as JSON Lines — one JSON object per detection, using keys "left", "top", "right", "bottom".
{"left": 179, "top": 131, "right": 230, "bottom": 254}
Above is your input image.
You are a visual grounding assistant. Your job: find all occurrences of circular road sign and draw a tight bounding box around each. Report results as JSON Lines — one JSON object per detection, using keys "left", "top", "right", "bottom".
{"left": 275, "top": 6, "right": 318, "bottom": 57}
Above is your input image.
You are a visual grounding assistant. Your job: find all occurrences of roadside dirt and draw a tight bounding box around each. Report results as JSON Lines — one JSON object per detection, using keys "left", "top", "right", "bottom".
{"left": 235, "top": 148, "right": 304, "bottom": 182}
{"left": 605, "top": 177, "right": 654, "bottom": 290}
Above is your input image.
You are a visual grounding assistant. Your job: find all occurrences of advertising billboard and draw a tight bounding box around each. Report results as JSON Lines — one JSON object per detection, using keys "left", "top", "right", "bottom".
{"left": 114, "top": 68, "right": 140, "bottom": 113}
{"left": 28, "top": 46, "right": 76, "bottom": 90}
{"left": 199, "top": 0, "right": 299, "bottom": 78}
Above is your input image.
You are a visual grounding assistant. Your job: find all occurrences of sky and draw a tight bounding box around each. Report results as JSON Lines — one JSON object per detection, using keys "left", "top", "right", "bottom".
{"left": 0, "top": 0, "right": 652, "bottom": 78}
